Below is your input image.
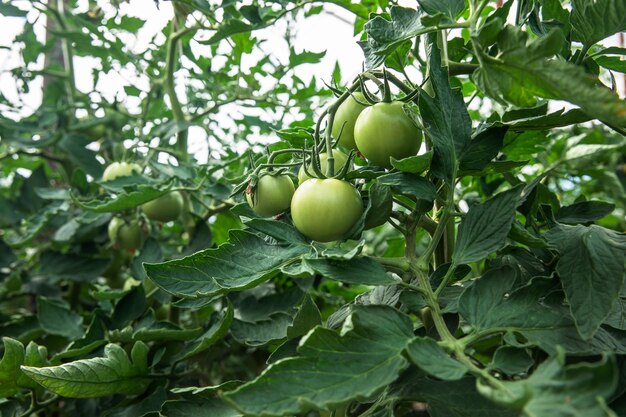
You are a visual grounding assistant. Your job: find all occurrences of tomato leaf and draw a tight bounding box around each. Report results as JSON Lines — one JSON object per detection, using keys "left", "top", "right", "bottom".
{"left": 556, "top": 201, "right": 615, "bottom": 224}
{"left": 459, "top": 126, "right": 508, "bottom": 172}
{"left": 417, "top": 0, "right": 466, "bottom": 22}
{"left": 475, "top": 26, "right": 626, "bottom": 127}
{"left": 459, "top": 269, "right": 569, "bottom": 332}
{"left": 452, "top": 185, "right": 523, "bottom": 265}
{"left": 304, "top": 257, "right": 398, "bottom": 286}
{"left": 478, "top": 351, "right": 617, "bottom": 415}
{"left": 396, "top": 375, "right": 518, "bottom": 417}
{"left": 377, "top": 172, "right": 437, "bottom": 202}
{"left": 224, "top": 305, "right": 413, "bottom": 416}
{"left": 406, "top": 337, "right": 468, "bottom": 380}
{"left": 359, "top": 7, "right": 425, "bottom": 68}
{"left": 161, "top": 399, "right": 242, "bottom": 417}
{"left": 37, "top": 297, "right": 84, "bottom": 340}
{"left": 571, "top": 0, "right": 626, "bottom": 46}
{"left": 390, "top": 150, "right": 433, "bottom": 174}
{"left": 419, "top": 34, "right": 471, "bottom": 184}
{"left": 545, "top": 224, "right": 626, "bottom": 340}
{"left": 489, "top": 346, "right": 533, "bottom": 375}
{"left": 21, "top": 343, "right": 150, "bottom": 398}
{"left": 144, "top": 230, "right": 309, "bottom": 298}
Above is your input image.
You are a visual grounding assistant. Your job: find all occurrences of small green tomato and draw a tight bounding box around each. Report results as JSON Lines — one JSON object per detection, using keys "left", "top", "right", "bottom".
{"left": 102, "top": 162, "right": 142, "bottom": 181}
{"left": 246, "top": 174, "right": 295, "bottom": 217}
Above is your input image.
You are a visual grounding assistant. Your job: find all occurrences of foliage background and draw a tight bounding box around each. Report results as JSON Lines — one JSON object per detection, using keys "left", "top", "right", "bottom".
{"left": 1, "top": 0, "right": 626, "bottom": 416}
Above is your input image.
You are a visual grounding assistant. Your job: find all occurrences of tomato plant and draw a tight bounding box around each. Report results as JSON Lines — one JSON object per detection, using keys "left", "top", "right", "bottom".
{"left": 331, "top": 92, "right": 368, "bottom": 149}
{"left": 141, "top": 191, "right": 184, "bottom": 222}
{"left": 2, "top": 1, "right": 626, "bottom": 416}
{"left": 291, "top": 179, "right": 363, "bottom": 242}
{"left": 102, "top": 161, "right": 142, "bottom": 181}
{"left": 297, "top": 149, "right": 350, "bottom": 184}
{"left": 354, "top": 101, "right": 422, "bottom": 168}
{"left": 246, "top": 173, "right": 295, "bottom": 217}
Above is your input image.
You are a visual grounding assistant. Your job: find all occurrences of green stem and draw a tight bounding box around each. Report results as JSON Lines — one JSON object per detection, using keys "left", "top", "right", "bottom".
{"left": 448, "top": 61, "right": 479, "bottom": 75}
{"left": 434, "top": 263, "right": 456, "bottom": 297}
{"left": 575, "top": 44, "right": 590, "bottom": 65}
{"left": 164, "top": 22, "right": 194, "bottom": 158}
{"left": 371, "top": 256, "right": 411, "bottom": 272}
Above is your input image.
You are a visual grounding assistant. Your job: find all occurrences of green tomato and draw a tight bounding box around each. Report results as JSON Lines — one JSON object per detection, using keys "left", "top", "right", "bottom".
{"left": 108, "top": 217, "right": 146, "bottom": 251}
{"left": 102, "top": 162, "right": 142, "bottom": 181}
{"left": 141, "top": 191, "right": 184, "bottom": 222}
{"left": 298, "top": 150, "right": 350, "bottom": 184}
{"left": 331, "top": 92, "right": 367, "bottom": 149}
{"left": 291, "top": 179, "right": 363, "bottom": 242}
{"left": 246, "top": 174, "right": 295, "bottom": 217}
{"left": 354, "top": 101, "right": 422, "bottom": 168}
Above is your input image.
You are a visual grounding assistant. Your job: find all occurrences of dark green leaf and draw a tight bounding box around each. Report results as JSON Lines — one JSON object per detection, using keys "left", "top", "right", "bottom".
{"left": 406, "top": 337, "right": 467, "bottom": 380}
{"left": 453, "top": 185, "right": 523, "bottom": 265}
{"left": 420, "top": 34, "right": 471, "bottom": 183}
{"left": 377, "top": 172, "right": 436, "bottom": 201}
{"left": 144, "top": 230, "right": 308, "bottom": 298}
{"left": 363, "top": 182, "right": 393, "bottom": 229}
{"left": 177, "top": 303, "right": 234, "bottom": 360}
{"left": 556, "top": 201, "right": 615, "bottom": 224}
{"left": 479, "top": 351, "right": 617, "bottom": 415}
{"left": 390, "top": 150, "right": 433, "bottom": 174}
{"left": 224, "top": 306, "right": 413, "bottom": 416}
{"left": 571, "top": 0, "right": 626, "bottom": 46}
{"left": 489, "top": 346, "right": 533, "bottom": 375}
{"left": 546, "top": 224, "right": 626, "bottom": 339}
{"left": 304, "top": 257, "right": 397, "bottom": 286}
{"left": 459, "top": 126, "right": 508, "bottom": 172}
{"left": 459, "top": 270, "right": 569, "bottom": 331}
{"left": 37, "top": 298, "right": 83, "bottom": 340}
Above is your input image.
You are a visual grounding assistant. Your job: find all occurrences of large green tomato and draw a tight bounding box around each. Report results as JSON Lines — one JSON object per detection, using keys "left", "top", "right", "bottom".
{"left": 297, "top": 150, "right": 350, "bottom": 184}
{"left": 246, "top": 174, "right": 295, "bottom": 217}
{"left": 354, "top": 101, "right": 422, "bottom": 168}
{"left": 291, "top": 179, "right": 363, "bottom": 242}
{"left": 102, "top": 162, "right": 142, "bottom": 181}
{"left": 331, "top": 92, "right": 367, "bottom": 149}
{"left": 141, "top": 191, "right": 184, "bottom": 222}
{"left": 108, "top": 217, "right": 146, "bottom": 251}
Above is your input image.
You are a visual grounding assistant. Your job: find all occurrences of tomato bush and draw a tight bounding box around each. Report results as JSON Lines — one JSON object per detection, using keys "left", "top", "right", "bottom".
{"left": 1, "top": 1, "right": 626, "bottom": 417}
{"left": 291, "top": 179, "right": 363, "bottom": 242}
{"left": 354, "top": 101, "right": 422, "bottom": 168}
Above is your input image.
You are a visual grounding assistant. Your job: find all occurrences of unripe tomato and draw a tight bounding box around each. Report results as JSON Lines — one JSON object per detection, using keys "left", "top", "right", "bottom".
{"left": 108, "top": 217, "right": 146, "bottom": 251}
{"left": 297, "top": 150, "right": 350, "bottom": 184}
{"left": 102, "top": 162, "right": 142, "bottom": 181}
{"left": 141, "top": 191, "right": 184, "bottom": 222}
{"left": 331, "top": 92, "right": 367, "bottom": 149}
{"left": 354, "top": 101, "right": 422, "bottom": 168}
{"left": 246, "top": 174, "right": 295, "bottom": 217}
{"left": 291, "top": 179, "right": 363, "bottom": 242}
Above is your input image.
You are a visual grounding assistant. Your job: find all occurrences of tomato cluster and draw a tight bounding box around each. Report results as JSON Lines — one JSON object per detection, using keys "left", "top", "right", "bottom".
{"left": 244, "top": 88, "right": 423, "bottom": 242}
{"left": 102, "top": 161, "right": 186, "bottom": 252}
